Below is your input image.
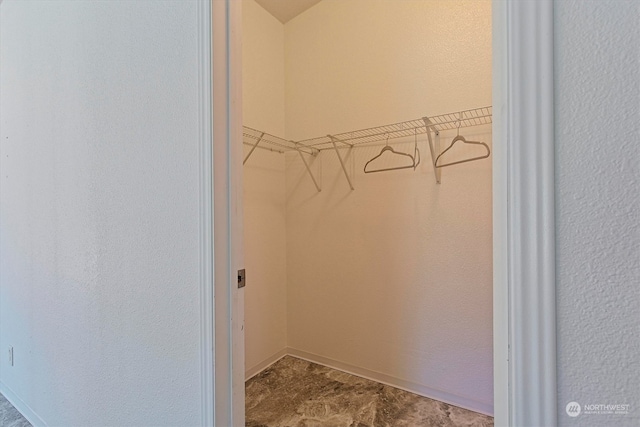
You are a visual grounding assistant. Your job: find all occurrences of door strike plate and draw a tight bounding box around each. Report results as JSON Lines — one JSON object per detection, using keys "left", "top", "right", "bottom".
{"left": 237, "top": 269, "right": 246, "bottom": 288}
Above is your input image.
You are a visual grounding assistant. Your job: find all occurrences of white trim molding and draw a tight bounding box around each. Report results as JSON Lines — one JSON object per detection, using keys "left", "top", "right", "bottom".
{"left": 209, "top": 0, "right": 245, "bottom": 425}
{"left": 287, "top": 349, "right": 494, "bottom": 416}
{"left": 210, "top": 0, "right": 233, "bottom": 423}
{"left": 0, "top": 382, "right": 46, "bottom": 427}
{"left": 245, "top": 349, "right": 289, "bottom": 382}
{"left": 197, "top": 0, "right": 214, "bottom": 426}
{"left": 228, "top": 0, "right": 246, "bottom": 424}
{"left": 493, "top": 1, "right": 557, "bottom": 426}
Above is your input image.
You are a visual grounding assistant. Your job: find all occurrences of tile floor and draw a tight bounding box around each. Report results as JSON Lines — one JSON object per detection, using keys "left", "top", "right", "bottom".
{"left": 2, "top": 356, "right": 492, "bottom": 427}
{"left": 0, "top": 393, "right": 31, "bottom": 427}
{"left": 246, "top": 356, "right": 493, "bottom": 427}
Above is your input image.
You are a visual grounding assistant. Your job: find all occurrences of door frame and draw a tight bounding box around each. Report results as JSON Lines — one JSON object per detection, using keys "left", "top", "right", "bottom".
{"left": 199, "top": 0, "right": 244, "bottom": 426}
{"left": 492, "top": 1, "right": 557, "bottom": 426}
{"left": 201, "top": 0, "right": 558, "bottom": 426}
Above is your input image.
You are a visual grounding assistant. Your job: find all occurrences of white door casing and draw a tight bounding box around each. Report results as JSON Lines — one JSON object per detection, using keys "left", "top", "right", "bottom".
{"left": 200, "top": 0, "right": 245, "bottom": 426}
{"left": 204, "top": 0, "right": 558, "bottom": 426}
{"left": 493, "top": 1, "right": 557, "bottom": 426}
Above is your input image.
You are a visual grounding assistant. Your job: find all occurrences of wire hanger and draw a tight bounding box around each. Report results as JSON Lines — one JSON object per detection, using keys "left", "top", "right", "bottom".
{"left": 364, "top": 134, "right": 418, "bottom": 173}
{"left": 434, "top": 119, "right": 490, "bottom": 168}
{"left": 413, "top": 128, "right": 421, "bottom": 170}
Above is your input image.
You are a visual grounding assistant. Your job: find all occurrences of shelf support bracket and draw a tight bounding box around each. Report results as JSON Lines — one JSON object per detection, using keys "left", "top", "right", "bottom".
{"left": 243, "top": 132, "right": 265, "bottom": 166}
{"left": 295, "top": 144, "right": 321, "bottom": 192}
{"left": 328, "top": 135, "right": 355, "bottom": 190}
{"left": 423, "top": 118, "right": 441, "bottom": 184}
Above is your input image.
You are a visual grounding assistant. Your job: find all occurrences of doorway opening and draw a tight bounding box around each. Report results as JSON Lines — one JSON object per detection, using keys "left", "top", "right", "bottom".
{"left": 241, "top": 0, "right": 493, "bottom": 424}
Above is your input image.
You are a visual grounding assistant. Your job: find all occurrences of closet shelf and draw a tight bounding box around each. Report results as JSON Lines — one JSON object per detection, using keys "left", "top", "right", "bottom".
{"left": 242, "top": 126, "right": 318, "bottom": 167}
{"left": 243, "top": 107, "right": 491, "bottom": 152}
{"left": 294, "top": 106, "right": 492, "bottom": 151}
{"left": 243, "top": 106, "right": 492, "bottom": 185}
{"left": 243, "top": 126, "right": 294, "bottom": 154}
{"left": 422, "top": 106, "right": 492, "bottom": 132}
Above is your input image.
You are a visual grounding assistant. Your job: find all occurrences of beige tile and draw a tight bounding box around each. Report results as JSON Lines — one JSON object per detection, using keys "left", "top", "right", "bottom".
{"left": 246, "top": 356, "right": 493, "bottom": 427}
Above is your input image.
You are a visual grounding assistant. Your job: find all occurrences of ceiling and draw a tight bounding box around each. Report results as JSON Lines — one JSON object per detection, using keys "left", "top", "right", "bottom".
{"left": 254, "top": 0, "right": 323, "bottom": 24}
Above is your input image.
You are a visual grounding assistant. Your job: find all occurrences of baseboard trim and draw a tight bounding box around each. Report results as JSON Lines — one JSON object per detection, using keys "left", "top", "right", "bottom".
{"left": 245, "top": 348, "right": 288, "bottom": 381}
{"left": 0, "top": 381, "right": 47, "bottom": 427}
{"left": 286, "top": 348, "right": 493, "bottom": 417}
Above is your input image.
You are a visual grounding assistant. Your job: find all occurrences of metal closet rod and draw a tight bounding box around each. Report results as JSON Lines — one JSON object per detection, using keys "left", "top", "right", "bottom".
{"left": 242, "top": 141, "right": 283, "bottom": 154}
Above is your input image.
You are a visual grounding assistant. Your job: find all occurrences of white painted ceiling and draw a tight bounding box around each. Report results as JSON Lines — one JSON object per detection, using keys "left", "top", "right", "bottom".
{"left": 254, "top": 0, "right": 323, "bottom": 24}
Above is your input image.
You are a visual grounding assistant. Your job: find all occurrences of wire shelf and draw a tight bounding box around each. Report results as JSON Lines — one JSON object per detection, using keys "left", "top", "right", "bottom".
{"left": 243, "top": 106, "right": 491, "bottom": 153}
{"left": 294, "top": 106, "right": 492, "bottom": 151}
{"left": 243, "top": 106, "right": 492, "bottom": 185}
{"left": 243, "top": 126, "right": 296, "bottom": 153}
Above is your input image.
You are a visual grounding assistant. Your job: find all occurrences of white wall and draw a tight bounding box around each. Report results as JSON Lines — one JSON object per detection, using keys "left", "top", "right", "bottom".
{"left": 0, "top": 1, "right": 202, "bottom": 425}
{"left": 242, "top": 0, "right": 289, "bottom": 377}
{"left": 284, "top": 0, "right": 493, "bottom": 415}
{"left": 284, "top": 0, "right": 492, "bottom": 139}
{"left": 554, "top": 1, "right": 640, "bottom": 425}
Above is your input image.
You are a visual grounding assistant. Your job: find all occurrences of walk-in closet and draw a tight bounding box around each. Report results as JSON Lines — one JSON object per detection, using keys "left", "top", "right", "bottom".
{"left": 242, "top": 1, "right": 493, "bottom": 425}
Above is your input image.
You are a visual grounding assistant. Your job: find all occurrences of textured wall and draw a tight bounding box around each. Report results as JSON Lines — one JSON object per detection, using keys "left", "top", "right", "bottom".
{"left": 555, "top": 1, "right": 640, "bottom": 426}
{"left": 0, "top": 1, "right": 202, "bottom": 425}
{"left": 242, "top": 0, "right": 289, "bottom": 377}
{"left": 284, "top": 0, "right": 493, "bottom": 414}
